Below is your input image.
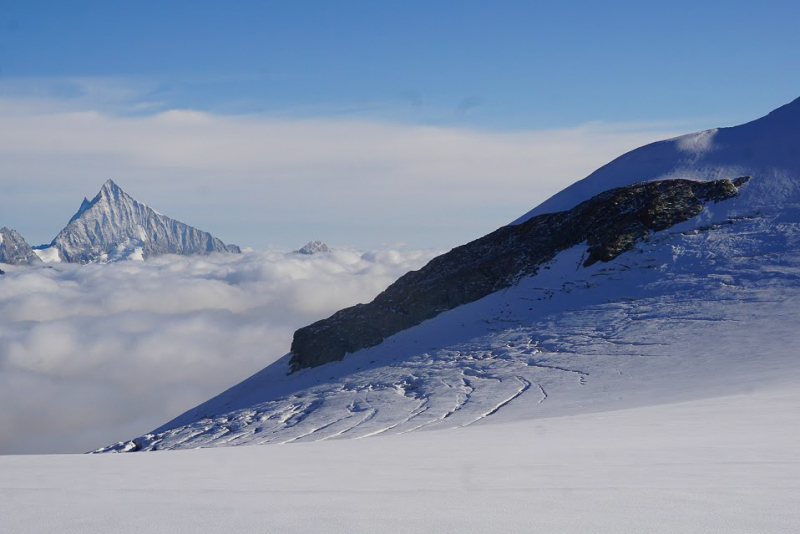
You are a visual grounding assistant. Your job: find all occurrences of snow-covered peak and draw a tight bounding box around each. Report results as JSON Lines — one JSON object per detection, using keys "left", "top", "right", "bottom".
{"left": 0, "top": 227, "right": 41, "bottom": 265}
{"left": 68, "top": 197, "right": 94, "bottom": 224}
{"left": 67, "top": 180, "right": 128, "bottom": 225}
{"left": 296, "top": 240, "right": 330, "bottom": 255}
{"left": 92, "top": 179, "right": 128, "bottom": 209}
{"left": 512, "top": 96, "right": 800, "bottom": 224}
{"left": 51, "top": 181, "right": 240, "bottom": 263}
{"left": 99, "top": 179, "right": 121, "bottom": 199}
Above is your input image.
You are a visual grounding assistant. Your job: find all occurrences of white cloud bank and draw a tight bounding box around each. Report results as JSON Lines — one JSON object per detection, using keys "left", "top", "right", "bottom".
{"left": 0, "top": 93, "right": 685, "bottom": 249}
{"left": 0, "top": 248, "right": 438, "bottom": 454}
{"left": 0, "top": 85, "right": 690, "bottom": 454}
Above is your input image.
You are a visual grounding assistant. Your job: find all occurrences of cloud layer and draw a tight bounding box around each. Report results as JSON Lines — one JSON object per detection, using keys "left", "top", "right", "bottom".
{"left": 0, "top": 90, "right": 683, "bottom": 250}
{"left": 0, "top": 248, "right": 438, "bottom": 454}
{"left": 0, "top": 84, "right": 687, "bottom": 454}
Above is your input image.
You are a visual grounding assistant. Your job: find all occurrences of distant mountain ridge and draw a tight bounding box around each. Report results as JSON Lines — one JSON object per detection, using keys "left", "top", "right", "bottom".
{"left": 45, "top": 180, "right": 240, "bottom": 263}
{"left": 0, "top": 227, "right": 41, "bottom": 265}
{"left": 296, "top": 240, "right": 330, "bottom": 255}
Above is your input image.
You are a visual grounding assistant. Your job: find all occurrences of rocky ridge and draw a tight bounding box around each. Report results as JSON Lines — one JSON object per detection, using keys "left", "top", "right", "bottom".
{"left": 0, "top": 227, "right": 42, "bottom": 265}
{"left": 296, "top": 240, "right": 330, "bottom": 255}
{"left": 50, "top": 180, "right": 240, "bottom": 263}
{"left": 289, "top": 176, "right": 749, "bottom": 372}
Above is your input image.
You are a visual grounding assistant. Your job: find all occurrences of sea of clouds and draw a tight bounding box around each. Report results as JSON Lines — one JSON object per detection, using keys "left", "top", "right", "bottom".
{"left": 0, "top": 247, "right": 438, "bottom": 454}
{"left": 0, "top": 80, "right": 690, "bottom": 455}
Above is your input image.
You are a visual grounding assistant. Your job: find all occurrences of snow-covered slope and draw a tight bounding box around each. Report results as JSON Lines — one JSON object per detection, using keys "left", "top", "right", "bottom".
{"left": 512, "top": 96, "right": 800, "bottom": 223}
{"left": 46, "top": 180, "right": 241, "bottom": 263}
{"left": 0, "top": 227, "right": 41, "bottom": 265}
{"left": 100, "top": 98, "right": 800, "bottom": 453}
{"left": 100, "top": 214, "right": 800, "bottom": 451}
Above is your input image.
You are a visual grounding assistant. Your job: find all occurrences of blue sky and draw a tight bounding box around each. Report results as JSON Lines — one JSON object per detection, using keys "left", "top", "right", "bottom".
{"left": 1, "top": 1, "right": 798, "bottom": 248}
{"left": 3, "top": 0, "right": 798, "bottom": 125}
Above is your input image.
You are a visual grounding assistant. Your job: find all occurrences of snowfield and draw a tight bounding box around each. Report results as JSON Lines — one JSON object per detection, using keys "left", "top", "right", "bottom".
{"left": 99, "top": 210, "right": 800, "bottom": 451}
{"left": 4, "top": 98, "right": 800, "bottom": 532}
{"left": 0, "top": 247, "right": 437, "bottom": 454}
{"left": 2, "top": 385, "right": 798, "bottom": 533}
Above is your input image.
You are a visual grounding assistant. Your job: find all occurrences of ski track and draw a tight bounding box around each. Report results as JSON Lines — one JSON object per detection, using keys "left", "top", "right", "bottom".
{"left": 461, "top": 376, "right": 532, "bottom": 427}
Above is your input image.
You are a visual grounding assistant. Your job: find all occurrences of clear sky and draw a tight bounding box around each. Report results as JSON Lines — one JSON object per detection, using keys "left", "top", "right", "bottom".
{"left": 1, "top": 0, "right": 799, "bottom": 249}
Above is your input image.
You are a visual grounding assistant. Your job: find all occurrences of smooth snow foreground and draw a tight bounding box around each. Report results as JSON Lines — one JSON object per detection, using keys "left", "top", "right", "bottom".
{"left": 2, "top": 384, "right": 798, "bottom": 533}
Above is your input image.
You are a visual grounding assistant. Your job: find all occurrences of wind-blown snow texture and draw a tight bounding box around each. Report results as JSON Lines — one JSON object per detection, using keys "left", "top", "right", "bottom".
{"left": 101, "top": 98, "right": 800, "bottom": 453}
{"left": 47, "top": 180, "right": 240, "bottom": 263}
{"left": 512, "top": 95, "right": 800, "bottom": 222}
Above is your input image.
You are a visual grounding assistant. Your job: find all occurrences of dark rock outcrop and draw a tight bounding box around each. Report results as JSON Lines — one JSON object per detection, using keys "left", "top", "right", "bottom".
{"left": 0, "top": 227, "right": 42, "bottom": 265}
{"left": 289, "top": 177, "right": 750, "bottom": 372}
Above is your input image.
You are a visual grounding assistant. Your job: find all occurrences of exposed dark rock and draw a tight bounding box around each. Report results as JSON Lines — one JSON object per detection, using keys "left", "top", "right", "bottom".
{"left": 0, "top": 227, "right": 42, "bottom": 265}
{"left": 289, "top": 177, "right": 750, "bottom": 372}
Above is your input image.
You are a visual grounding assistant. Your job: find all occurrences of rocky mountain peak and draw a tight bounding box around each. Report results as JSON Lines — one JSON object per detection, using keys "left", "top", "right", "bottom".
{"left": 99, "top": 179, "right": 120, "bottom": 199}
{"left": 296, "top": 240, "right": 330, "bottom": 255}
{"left": 67, "top": 180, "right": 125, "bottom": 225}
{"left": 0, "top": 227, "right": 41, "bottom": 265}
{"left": 50, "top": 181, "right": 241, "bottom": 263}
{"left": 68, "top": 197, "right": 94, "bottom": 224}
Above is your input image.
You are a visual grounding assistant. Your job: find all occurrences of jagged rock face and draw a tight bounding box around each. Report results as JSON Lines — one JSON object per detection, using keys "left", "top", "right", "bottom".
{"left": 296, "top": 240, "right": 330, "bottom": 255}
{"left": 289, "top": 177, "right": 749, "bottom": 372}
{"left": 0, "top": 227, "right": 41, "bottom": 265}
{"left": 51, "top": 180, "right": 240, "bottom": 263}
